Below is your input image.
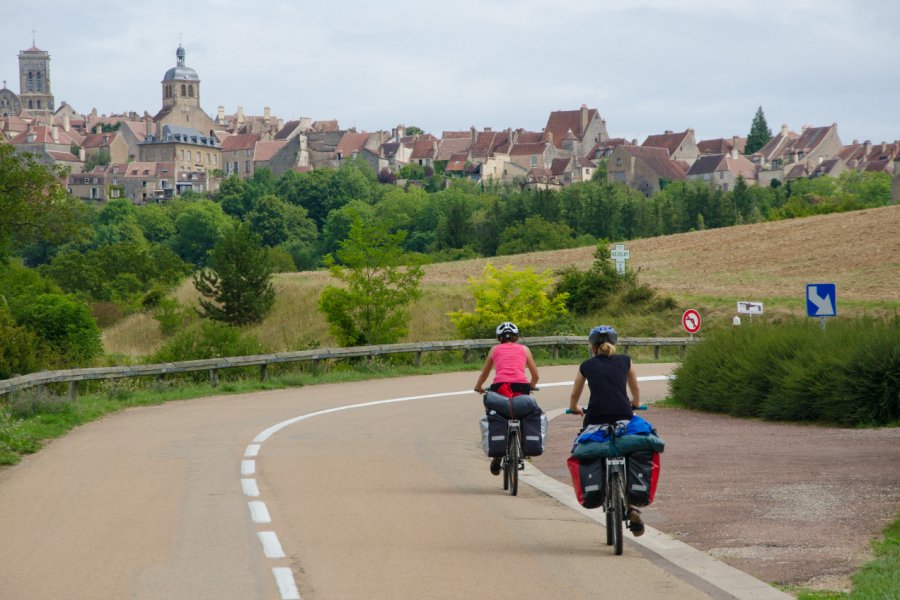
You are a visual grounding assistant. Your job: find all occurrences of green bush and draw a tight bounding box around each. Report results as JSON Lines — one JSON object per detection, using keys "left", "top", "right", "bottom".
{"left": 152, "top": 319, "right": 266, "bottom": 363}
{"left": 672, "top": 317, "right": 900, "bottom": 426}
{"left": 0, "top": 309, "right": 46, "bottom": 378}
{"left": 448, "top": 263, "right": 571, "bottom": 338}
{"left": 13, "top": 293, "right": 103, "bottom": 366}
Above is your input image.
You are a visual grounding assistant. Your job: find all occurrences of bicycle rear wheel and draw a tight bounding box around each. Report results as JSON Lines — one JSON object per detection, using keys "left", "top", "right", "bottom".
{"left": 610, "top": 472, "right": 624, "bottom": 555}
{"left": 508, "top": 431, "right": 519, "bottom": 496}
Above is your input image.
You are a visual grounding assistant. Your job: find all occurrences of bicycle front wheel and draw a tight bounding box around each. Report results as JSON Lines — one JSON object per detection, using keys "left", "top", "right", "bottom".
{"left": 508, "top": 431, "right": 519, "bottom": 496}
{"left": 610, "top": 472, "right": 624, "bottom": 555}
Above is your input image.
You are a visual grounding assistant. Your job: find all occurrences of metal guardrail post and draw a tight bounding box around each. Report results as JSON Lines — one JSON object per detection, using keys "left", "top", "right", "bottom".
{"left": 259, "top": 364, "right": 268, "bottom": 381}
{"left": 210, "top": 368, "right": 219, "bottom": 387}
{"left": 68, "top": 381, "right": 77, "bottom": 401}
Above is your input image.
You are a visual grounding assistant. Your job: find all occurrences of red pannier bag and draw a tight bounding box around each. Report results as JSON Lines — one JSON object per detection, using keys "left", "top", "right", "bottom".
{"left": 625, "top": 450, "right": 661, "bottom": 507}
{"left": 566, "top": 455, "right": 605, "bottom": 509}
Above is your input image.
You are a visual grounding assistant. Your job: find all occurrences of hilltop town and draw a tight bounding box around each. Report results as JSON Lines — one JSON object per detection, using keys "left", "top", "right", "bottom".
{"left": 3, "top": 43, "right": 899, "bottom": 203}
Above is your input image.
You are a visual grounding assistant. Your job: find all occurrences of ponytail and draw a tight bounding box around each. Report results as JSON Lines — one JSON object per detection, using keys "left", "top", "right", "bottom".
{"left": 597, "top": 342, "right": 616, "bottom": 356}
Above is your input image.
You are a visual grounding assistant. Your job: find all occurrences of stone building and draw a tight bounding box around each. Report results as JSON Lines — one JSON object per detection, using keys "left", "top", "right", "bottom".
{"left": 18, "top": 43, "right": 54, "bottom": 115}
{"left": 607, "top": 145, "right": 687, "bottom": 196}
{"left": 139, "top": 124, "right": 221, "bottom": 177}
{"left": 152, "top": 45, "right": 217, "bottom": 137}
{"left": 0, "top": 81, "right": 22, "bottom": 117}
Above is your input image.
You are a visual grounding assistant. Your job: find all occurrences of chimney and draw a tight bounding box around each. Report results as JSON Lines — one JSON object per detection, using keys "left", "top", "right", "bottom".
{"left": 237, "top": 106, "right": 245, "bottom": 123}
{"left": 881, "top": 142, "right": 887, "bottom": 154}
{"left": 51, "top": 125, "right": 59, "bottom": 143}
{"left": 664, "top": 130, "right": 673, "bottom": 135}
{"left": 264, "top": 106, "right": 271, "bottom": 122}
{"left": 580, "top": 104, "right": 588, "bottom": 134}
{"left": 852, "top": 139, "right": 858, "bottom": 145}
{"left": 730, "top": 148, "right": 738, "bottom": 160}
{"left": 217, "top": 105, "right": 225, "bottom": 122}
{"left": 864, "top": 140, "right": 872, "bottom": 155}
{"left": 631, "top": 138, "right": 637, "bottom": 145}
{"left": 146, "top": 118, "right": 152, "bottom": 138}
{"left": 732, "top": 135, "right": 740, "bottom": 151}
{"left": 781, "top": 124, "right": 789, "bottom": 136}
{"left": 470, "top": 125, "right": 476, "bottom": 143}
{"left": 507, "top": 127, "right": 513, "bottom": 145}
{"left": 63, "top": 113, "right": 70, "bottom": 132}
{"left": 79, "top": 147, "right": 85, "bottom": 161}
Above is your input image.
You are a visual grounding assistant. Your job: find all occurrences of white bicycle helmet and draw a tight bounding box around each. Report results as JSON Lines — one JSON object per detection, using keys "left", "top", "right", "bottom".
{"left": 495, "top": 321, "right": 519, "bottom": 340}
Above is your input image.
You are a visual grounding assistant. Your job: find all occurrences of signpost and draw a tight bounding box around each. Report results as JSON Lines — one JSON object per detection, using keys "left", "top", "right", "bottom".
{"left": 806, "top": 283, "right": 836, "bottom": 329}
{"left": 737, "top": 301, "right": 763, "bottom": 324}
{"left": 682, "top": 309, "right": 701, "bottom": 338}
{"left": 610, "top": 243, "right": 630, "bottom": 275}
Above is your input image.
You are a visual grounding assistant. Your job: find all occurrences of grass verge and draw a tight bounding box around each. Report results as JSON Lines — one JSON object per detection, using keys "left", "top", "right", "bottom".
{"left": 787, "top": 514, "right": 900, "bottom": 599}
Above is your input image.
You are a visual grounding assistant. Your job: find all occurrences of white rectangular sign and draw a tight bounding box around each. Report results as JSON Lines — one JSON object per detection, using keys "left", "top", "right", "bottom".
{"left": 737, "top": 301, "right": 764, "bottom": 315}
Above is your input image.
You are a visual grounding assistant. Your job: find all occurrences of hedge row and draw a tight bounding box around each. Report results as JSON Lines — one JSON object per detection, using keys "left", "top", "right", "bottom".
{"left": 671, "top": 317, "right": 900, "bottom": 426}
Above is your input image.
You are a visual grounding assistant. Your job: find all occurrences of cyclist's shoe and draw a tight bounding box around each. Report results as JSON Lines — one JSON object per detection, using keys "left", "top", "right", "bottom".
{"left": 628, "top": 508, "right": 645, "bottom": 537}
{"left": 489, "top": 457, "right": 502, "bottom": 476}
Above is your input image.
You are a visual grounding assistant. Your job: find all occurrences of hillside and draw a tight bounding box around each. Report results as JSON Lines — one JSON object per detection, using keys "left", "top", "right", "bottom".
{"left": 103, "top": 206, "right": 900, "bottom": 357}
{"left": 421, "top": 204, "right": 900, "bottom": 302}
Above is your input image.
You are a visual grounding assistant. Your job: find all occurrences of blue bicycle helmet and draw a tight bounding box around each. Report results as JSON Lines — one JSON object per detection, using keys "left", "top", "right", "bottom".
{"left": 588, "top": 325, "right": 617, "bottom": 346}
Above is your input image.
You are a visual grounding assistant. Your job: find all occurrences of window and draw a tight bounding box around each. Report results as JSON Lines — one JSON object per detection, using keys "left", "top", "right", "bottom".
{"left": 719, "top": 171, "right": 724, "bottom": 179}
{"left": 181, "top": 84, "right": 186, "bottom": 96}
{"left": 531, "top": 156, "right": 537, "bottom": 166}
{"left": 187, "top": 150, "right": 192, "bottom": 162}
{"left": 188, "top": 85, "right": 194, "bottom": 97}
{"left": 245, "top": 160, "right": 250, "bottom": 173}
{"left": 93, "top": 178, "right": 99, "bottom": 184}
{"left": 180, "top": 150, "right": 184, "bottom": 160}
{"left": 142, "top": 180, "right": 147, "bottom": 188}
{"left": 213, "top": 155, "right": 217, "bottom": 165}
{"left": 91, "top": 188, "right": 98, "bottom": 199}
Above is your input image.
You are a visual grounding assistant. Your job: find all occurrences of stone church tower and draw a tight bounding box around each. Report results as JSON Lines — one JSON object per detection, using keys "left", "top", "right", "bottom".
{"left": 18, "top": 43, "right": 54, "bottom": 115}
{"left": 153, "top": 45, "right": 216, "bottom": 136}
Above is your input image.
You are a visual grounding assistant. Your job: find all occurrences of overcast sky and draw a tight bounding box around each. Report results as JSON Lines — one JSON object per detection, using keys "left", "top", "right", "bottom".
{"left": 2, "top": 0, "right": 898, "bottom": 144}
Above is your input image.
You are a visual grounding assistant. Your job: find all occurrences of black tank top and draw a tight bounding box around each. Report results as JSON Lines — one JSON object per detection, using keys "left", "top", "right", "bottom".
{"left": 579, "top": 354, "right": 633, "bottom": 426}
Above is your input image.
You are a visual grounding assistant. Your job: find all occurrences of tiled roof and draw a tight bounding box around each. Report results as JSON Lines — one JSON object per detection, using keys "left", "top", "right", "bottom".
{"left": 550, "top": 157, "right": 571, "bottom": 176}
{"left": 789, "top": 126, "right": 832, "bottom": 153}
{"left": 618, "top": 146, "right": 687, "bottom": 180}
{"left": 410, "top": 139, "right": 437, "bottom": 159}
{"left": 119, "top": 120, "right": 149, "bottom": 142}
{"left": 516, "top": 131, "right": 544, "bottom": 144}
{"left": 697, "top": 137, "right": 746, "bottom": 155}
{"left": 47, "top": 151, "right": 80, "bottom": 162}
{"left": 642, "top": 130, "right": 690, "bottom": 156}
{"left": 509, "top": 142, "right": 547, "bottom": 156}
{"left": 446, "top": 153, "right": 469, "bottom": 172}
{"left": 275, "top": 120, "right": 303, "bottom": 140}
{"left": 435, "top": 137, "right": 472, "bottom": 161}
{"left": 8, "top": 125, "right": 80, "bottom": 146}
{"left": 335, "top": 131, "right": 370, "bottom": 157}
{"left": 544, "top": 107, "right": 598, "bottom": 149}
{"left": 756, "top": 130, "right": 799, "bottom": 159}
{"left": 254, "top": 140, "right": 288, "bottom": 162}
{"left": 81, "top": 132, "right": 117, "bottom": 148}
{"left": 221, "top": 133, "right": 261, "bottom": 151}
{"left": 441, "top": 131, "right": 471, "bottom": 139}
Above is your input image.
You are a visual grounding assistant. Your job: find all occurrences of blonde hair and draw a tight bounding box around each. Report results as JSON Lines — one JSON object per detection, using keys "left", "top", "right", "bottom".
{"left": 597, "top": 342, "right": 616, "bottom": 356}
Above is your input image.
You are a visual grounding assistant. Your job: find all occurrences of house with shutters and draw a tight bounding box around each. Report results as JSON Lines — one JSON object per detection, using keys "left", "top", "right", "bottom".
{"left": 687, "top": 150, "right": 757, "bottom": 191}
{"left": 81, "top": 130, "right": 129, "bottom": 165}
{"left": 220, "top": 133, "right": 261, "bottom": 177}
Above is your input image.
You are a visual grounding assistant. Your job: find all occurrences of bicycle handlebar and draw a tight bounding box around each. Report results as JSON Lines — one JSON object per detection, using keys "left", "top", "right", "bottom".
{"left": 565, "top": 405, "right": 647, "bottom": 414}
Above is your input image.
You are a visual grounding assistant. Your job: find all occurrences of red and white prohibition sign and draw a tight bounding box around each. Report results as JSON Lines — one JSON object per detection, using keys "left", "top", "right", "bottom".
{"left": 682, "top": 309, "right": 701, "bottom": 334}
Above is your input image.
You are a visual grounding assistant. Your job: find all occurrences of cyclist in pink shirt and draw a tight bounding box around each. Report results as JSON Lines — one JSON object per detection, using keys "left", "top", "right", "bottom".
{"left": 474, "top": 322, "right": 540, "bottom": 475}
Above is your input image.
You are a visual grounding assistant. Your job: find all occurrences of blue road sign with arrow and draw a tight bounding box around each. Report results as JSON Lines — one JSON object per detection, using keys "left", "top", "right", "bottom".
{"left": 806, "top": 283, "right": 836, "bottom": 318}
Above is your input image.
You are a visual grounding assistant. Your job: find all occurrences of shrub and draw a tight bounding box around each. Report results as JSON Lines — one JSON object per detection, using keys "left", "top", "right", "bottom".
{"left": 448, "top": 263, "right": 571, "bottom": 339}
{"left": 0, "top": 310, "right": 46, "bottom": 378}
{"left": 13, "top": 293, "right": 103, "bottom": 366}
{"left": 672, "top": 317, "right": 900, "bottom": 426}
{"left": 152, "top": 319, "right": 266, "bottom": 363}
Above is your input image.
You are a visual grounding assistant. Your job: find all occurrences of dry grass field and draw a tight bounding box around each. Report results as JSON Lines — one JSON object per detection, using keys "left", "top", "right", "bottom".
{"left": 103, "top": 205, "right": 900, "bottom": 357}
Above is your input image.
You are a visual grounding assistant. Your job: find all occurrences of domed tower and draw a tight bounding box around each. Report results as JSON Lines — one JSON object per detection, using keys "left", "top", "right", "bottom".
{"left": 161, "top": 45, "right": 201, "bottom": 109}
{"left": 152, "top": 44, "right": 216, "bottom": 136}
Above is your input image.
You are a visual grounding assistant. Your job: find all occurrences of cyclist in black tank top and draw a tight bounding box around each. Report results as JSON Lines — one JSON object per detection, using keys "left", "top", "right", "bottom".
{"left": 568, "top": 325, "right": 645, "bottom": 536}
{"left": 567, "top": 326, "right": 641, "bottom": 428}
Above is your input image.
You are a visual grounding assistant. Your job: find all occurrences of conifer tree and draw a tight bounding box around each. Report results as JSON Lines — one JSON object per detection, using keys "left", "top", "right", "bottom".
{"left": 194, "top": 223, "right": 275, "bottom": 326}
{"left": 746, "top": 106, "right": 773, "bottom": 155}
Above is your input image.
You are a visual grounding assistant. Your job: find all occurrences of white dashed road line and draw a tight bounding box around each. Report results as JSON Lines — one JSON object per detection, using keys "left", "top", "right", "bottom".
{"left": 258, "top": 531, "right": 286, "bottom": 558}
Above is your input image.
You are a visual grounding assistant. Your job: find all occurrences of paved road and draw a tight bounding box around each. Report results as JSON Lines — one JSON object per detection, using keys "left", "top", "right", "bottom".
{"left": 0, "top": 365, "right": 736, "bottom": 599}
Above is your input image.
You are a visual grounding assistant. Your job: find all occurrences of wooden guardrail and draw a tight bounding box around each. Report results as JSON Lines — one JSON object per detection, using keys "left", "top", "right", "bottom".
{"left": 0, "top": 336, "right": 698, "bottom": 400}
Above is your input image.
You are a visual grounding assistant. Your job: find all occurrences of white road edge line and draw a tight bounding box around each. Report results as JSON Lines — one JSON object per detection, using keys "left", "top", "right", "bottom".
{"left": 250, "top": 375, "right": 746, "bottom": 600}
{"left": 258, "top": 531, "right": 286, "bottom": 558}
{"left": 273, "top": 567, "right": 301, "bottom": 599}
{"left": 242, "top": 478, "right": 260, "bottom": 497}
{"left": 248, "top": 501, "right": 271, "bottom": 523}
